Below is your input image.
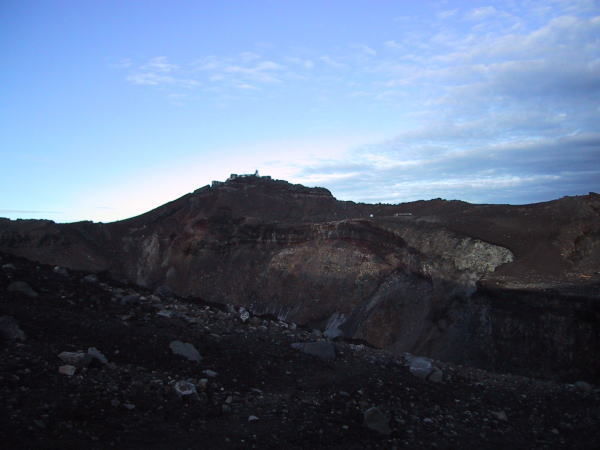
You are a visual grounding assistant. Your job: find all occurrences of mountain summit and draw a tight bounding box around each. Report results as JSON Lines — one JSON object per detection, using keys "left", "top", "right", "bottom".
{"left": 1, "top": 176, "right": 599, "bottom": 381}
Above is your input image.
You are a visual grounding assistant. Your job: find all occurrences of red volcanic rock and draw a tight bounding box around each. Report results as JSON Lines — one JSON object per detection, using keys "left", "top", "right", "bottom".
{"left": 1, "top": 176, "right": 599, "bottom": 380}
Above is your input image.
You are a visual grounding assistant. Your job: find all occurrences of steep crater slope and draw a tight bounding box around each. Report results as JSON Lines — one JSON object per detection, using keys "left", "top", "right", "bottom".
{"left": 0, "top": 176, "right": 599, "bottom": 381}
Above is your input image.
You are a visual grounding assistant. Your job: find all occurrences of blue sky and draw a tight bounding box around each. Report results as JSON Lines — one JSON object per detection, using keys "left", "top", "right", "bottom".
{"left": 1, "top": 0, "right": 599, "bottom": 222}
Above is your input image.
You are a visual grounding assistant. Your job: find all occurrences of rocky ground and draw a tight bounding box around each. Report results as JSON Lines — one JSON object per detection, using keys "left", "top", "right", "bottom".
{"left": 1, "top": 252, "right": 599, "bottom": 449}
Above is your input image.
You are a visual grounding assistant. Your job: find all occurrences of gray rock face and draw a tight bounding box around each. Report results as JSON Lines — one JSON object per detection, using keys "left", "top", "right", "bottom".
{"left": 291, "top": 341, "right": 336, "bottom": 361}
{"left": 0, "top": 316, "right": 26, "bottom": 341}
{"left": 363, "top": 407, "right": 391, "bottom": 435}
{"left": 169, "top": 340, "right": 202, "bottom": 362}
{"left": 7, "top": 281, "right": 38, "bottom": 298}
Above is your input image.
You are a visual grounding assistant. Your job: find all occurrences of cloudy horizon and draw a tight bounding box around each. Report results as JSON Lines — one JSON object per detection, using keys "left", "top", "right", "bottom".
{"left": 1, "top": 0, "right": 599, "bottom": 222}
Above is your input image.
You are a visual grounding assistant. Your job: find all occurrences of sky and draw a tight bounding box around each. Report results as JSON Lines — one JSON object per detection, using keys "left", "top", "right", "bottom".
{"left": 1, "top": 0, "right": 599, "bottom": 223}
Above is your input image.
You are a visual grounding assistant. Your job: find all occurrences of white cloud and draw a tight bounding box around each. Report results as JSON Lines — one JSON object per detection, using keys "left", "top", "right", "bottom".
{"left": 384, "top": 40, "right": 403, "bottom": 49}
{"left": 466, "top": 6, "right": 499, "bottom": 20}
{"left": 438, "top": 9, "right": 458, "bottom": 19}
{"left": 286, "top": 57, "right": 315, "bottom": 69}
{"left": 142, "top": 56, "right": 178, "bottom": 73}
{"left": 224, "top": 60, "right": 284, "bottom": 83}
{"left": 239, "top": 52, "right": 261, "bottom": 62}
{"left": 319, "top": 55, "right": 345, "bottom": 68}
{"left": 126, "top": 72, "right": 199, "bottom": 88}
{"left": 353, "top": 44, "right": 377, "bottom": 56}
{"left": 112, "top": 7, "right": 599, "bottom": 207}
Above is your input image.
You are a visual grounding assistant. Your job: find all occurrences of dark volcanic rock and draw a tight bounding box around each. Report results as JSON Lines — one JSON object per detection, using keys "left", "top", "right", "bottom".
{"left": 0, "top": 315, "right": 26, "bottom": 342}
{"left": 291, "top": 341, "right": 336, "bottom": 361}
{"left": 0, "top": 251, "right": 598, "bottom": 449}
{"left": 363, "top": 407, "right": 391, "bottom": 435}
{"left": 169, "top": 340, "right": 202, "bottom": 362}
{"left": 7, "top": 281, "right": 38, "bottom": 298}
{"left": 1, "top": 176, "right": 599, "bottom": 381}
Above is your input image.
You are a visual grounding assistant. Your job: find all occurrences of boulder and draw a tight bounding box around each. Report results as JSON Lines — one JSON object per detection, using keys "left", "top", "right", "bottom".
{"left": 7, "top": 281, "right": 38, "bottom": 298}
{"left": 169, "top": 340, "right": 202, "bottom": 362}
{"left": 120, "top": 294, "right": 140, "bottom": 305}
{"left": 53, "top": 266, "right": 69, "bottom": 277}
{"left": 58, "top": 365, "right": 76, "bottom": 376}
{"left": 87, "top": 347, "right": 108, "bottom": 365}
{"left": 82, "top": 274, "right": 98, "bottom": 284}
{"left": 0, "top": 316, "right": 26, "bottom": 341}
{"left": 154, "top": 285, "right": 174, "bottom": 298}
{"left": 291, "top": 341, "right": 336, "bottom": 361}
{"left": 363, "top": 407, "right": 391, "bottom": 435}
{"left": 408, "top": 356, "right": 434, "bottom": 379}
{"left": 58, "top": 351, "right": 88, "bottom": 366}
{"left": 173, "top": 380, "right": 196, "bottom": 396}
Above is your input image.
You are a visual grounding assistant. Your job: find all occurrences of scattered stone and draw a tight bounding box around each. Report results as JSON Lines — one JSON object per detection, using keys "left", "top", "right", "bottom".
{"left": 291, "top": 341, "right": 336, "bottom": 361}
{"left": 574, "top": 381, "right": 592, "bottom": 393}
{"left": 53, "top": 266, "right": 69, "bottom": 277}
{"left": 123, "top": 403, "right": 136, "bottom": 410}
{"left": 239, "top": 309, "right": 250, "bottom": 323}
{"left": 58, "top": 365, "right": 76, "bottom": 376}
{"left": 157, "top": 310, "right": 173, "bottom": 318}
{"left": 248, "top": 415, "right": 259, "bottom": 422}
{"left": 154, "top": 285, "right": 174, "bottom": 298}
{"left": 58, "top": 351, "right": 88, "bottom": 366}
{"left": 428, "top": 368, "right": 444, "bottom": 383}
{"left": 249, "top": 316, "right": 262, "bottom": 326}
{"left": 169, "top": 340, "right": 202, "bottom": 362}
{"left": 198, "top": 378, "right": 208, "bottom": 391}
{"left": 120, "top": 294, "right": 140, "bottom": 305}
{"left": 82, "top": 274, "right": 99, "bottom": 284}
{"left": 7, "top": 281, "right": 38, "bottom": 298}
{"left": 407, "top": 355, "right": 440, "bottom": 380}
{"left": 203, "top": 369, "right": 218, "bottom": 378}
{"left": 173, "top": 380, "right": 196, "bottom": 396}
{"left": 0, "top": 316, "right": 26, "bottom": 341}
{"left": 2, "top": 263, "right": 16, "bottom": 270}
{"left": 363, "top": 407, "right": 391, "bottom": 435}
{"left": 491, "top": 410, "right": 508, "bottom": 421}
{"left": 87, "top": 347, "right": 108, "bottom": 365}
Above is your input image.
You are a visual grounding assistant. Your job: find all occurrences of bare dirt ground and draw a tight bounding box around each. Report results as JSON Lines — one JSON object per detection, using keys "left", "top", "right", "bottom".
{"left": 1, "top": 252, "right": 599, "bottom": 449}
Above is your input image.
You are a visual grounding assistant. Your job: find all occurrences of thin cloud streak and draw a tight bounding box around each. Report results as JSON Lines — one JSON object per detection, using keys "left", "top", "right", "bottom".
{"left": 113, "top": 4, "right": 599, "bottom": 209}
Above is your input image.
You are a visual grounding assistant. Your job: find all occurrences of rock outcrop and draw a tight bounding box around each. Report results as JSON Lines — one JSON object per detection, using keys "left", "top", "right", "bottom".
{"left": 1, "top": 175, "right": 599, "bottom": 381}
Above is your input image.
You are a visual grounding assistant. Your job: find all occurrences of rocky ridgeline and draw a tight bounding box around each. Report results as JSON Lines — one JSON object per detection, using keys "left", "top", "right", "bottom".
{"left": 0, "top": 178, "right": 599, "bottom": 383}
{"left": 1, "top": 253, "right": 599, "bottom": 449}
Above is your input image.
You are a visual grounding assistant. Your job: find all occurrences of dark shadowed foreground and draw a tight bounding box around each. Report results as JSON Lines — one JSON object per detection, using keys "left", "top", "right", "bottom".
{"left": 1, "top": 253, "right": 598, "bottom": 449}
